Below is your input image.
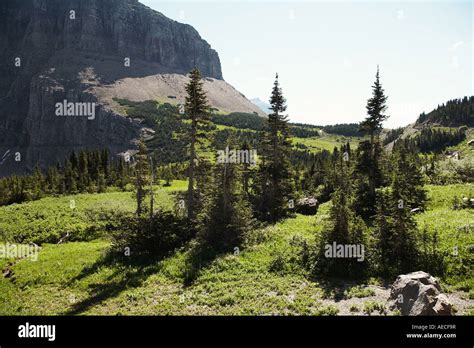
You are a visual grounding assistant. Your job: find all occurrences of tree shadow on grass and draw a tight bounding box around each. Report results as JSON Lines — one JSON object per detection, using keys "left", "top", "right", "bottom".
{"left": 63, "top": 252, "right": 163, "bottom": 315}
{"left": 181, "top": 242, "right": 226, "bottom": 287}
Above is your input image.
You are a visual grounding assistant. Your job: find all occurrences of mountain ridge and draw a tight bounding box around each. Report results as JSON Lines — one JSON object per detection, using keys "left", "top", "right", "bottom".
{"left": 0, "top": 0, "right": 261, "bottom": 176}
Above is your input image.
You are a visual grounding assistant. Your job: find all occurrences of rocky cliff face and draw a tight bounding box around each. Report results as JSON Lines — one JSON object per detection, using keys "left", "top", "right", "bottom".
{"left": 0, "top": 0, "right": 226, "bottom": 175}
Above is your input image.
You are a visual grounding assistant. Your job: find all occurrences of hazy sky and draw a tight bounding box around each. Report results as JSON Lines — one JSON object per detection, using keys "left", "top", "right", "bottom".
{"left": 141, "top": 1, "right": 472, "bottom": 128}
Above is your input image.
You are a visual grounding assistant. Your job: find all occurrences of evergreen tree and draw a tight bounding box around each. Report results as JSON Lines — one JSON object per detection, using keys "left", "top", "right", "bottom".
{"left": 352, "top": 141, "right": 383, "bottom": 219}
{"left": 374, "top": 144, "right": 426, "bottom": 276}
{"left": 30, "top": 164, "right": 44, "bottom": 200}
{"left": 116, "top": 157, "right": 128, "bottom": 191}
{"left": 316, "top": 152, "right": 369, "bottom": 278}
{"left": 45, "top": 167, "right": 60, "bottom": 194}
{"left": 64, "top": 159, "right": 77, "bottom": 193}
{"left": 101, "top": 149, "right": 110, "bottom": 182}
{"left": 198, "top": 159, "right": 254, "bottom": 253}
{"left": 373, "top": 189, "right": 394, "bottom": 274}
{"left": 184, "top": 67, "right": 210, "bottom": 220}
{"left": 361, "top": 66, "right": 389, "bottom": 142}
{"left": 77, "top": 151, "right": 89, "bottom": 192}
{"left": 355, "top": 67, "right": 389, "bottom": 218}
{"left": 134, "top": 138, "right": 151, "bottom": 217}
{"left": 392, "top": 142, "right": 427, "bottom": 210}
{"left": 241, "top": 141, "right": 251, "bottom": 196}
{"left": 255, "top": 73, "right": 293, "bottom": 222}
{"left": 97, "top": 172, "right": 107, "bottom": 193}
{"left": 70, "top": 151, "right": 78, "bottom": 172}
{"left": 162, "top": 165, "right": 173, "bottom": 186}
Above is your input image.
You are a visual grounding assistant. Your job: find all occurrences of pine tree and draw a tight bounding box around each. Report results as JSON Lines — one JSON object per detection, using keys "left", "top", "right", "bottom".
{"left": 255, "top": 73, "right": 293, "bottom": 222}
{"left": 163, "top": 165, "right": 173, "bottom": 186}
{"left": 134, "top": 138, "right": 150, "bottom": 217}
{"left": 184, "top": 67, "right": 210, "bottom": 220}
{"left": 316, "top": 151, "right": 368, "bottom": 278}
{"left": 241, "top": 141, "right": 251, "bottom": 196}
{"left": 101, "top": 149, "right": 110, "bottom": 182}
{"left": 373, "top": 188, "right": 394, "bottom": 274}
{"left": 374, "top": 144, "right": 425, "bottom": 276}
{"left": 361, "top": 66, "right": 389, "bottom": 142}
{"left": 355, "top": 66, "right": 389, "bottom": 218}
{"left": 63, "top": 159, "right": 77, "bottom": 193}
{"left": 97, "top": 172, "right": 107, "bottom": 193}
{"left": 30, "top": 164, "right": 44, "bottom": 200}
{"left": 45, "top": 167, "right": 60, "bottom": 194}
{"left": 392, "top": 141, "right": 427, "bottom": 210}
{"left": 77, "top": 151, "right": 89, "bottom": 192}
{"left": 198, "top": 159, "right": 254, "bottom": 253}
{"left": 116, "top": 157, "right": 128, "bottom": 191}
{"left": 70, "top": 151, "right": 78, "bottom": 172}
{"left": 352, "top": 141, "right": 382, "bottom": 218}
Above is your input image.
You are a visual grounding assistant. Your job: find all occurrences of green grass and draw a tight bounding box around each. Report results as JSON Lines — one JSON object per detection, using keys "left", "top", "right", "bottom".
{"left": 363, "top": 301, "right": 387, "bottom": 316}
{"left": 343, "top": 286, "right": 376, "bottom": 299}
{"left": 0, "top": 180, "right": 187, "bottom": 244}
{"left": 416, "top": 184, "right": 474, "bottom": 288}
{"left": 293, "top": 134, "right": 364, "bottom": 153}
{"left": 0, "top": 183, "right": 472, "bottom": 315}
{"left": 0, "top": 208, "right": 338, "bottom": 315}
{"left": 446, "top": 127, "right": 474, "bottom": 160}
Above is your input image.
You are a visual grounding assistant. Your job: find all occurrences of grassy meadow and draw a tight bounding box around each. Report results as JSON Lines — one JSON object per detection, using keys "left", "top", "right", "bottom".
{"left": 0, "top": 181, "right": 472, "bottom": 315}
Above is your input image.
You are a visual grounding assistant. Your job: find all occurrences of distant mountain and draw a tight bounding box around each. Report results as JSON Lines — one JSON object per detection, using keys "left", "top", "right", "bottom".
{"left": 0, "top": 0, "right": 263, "bottom": 176}
{"left": 250, "top": 98, "right": 272, "bottom": 114}
{"left": 416, "top": 96, "right": 474, "bottom": 127}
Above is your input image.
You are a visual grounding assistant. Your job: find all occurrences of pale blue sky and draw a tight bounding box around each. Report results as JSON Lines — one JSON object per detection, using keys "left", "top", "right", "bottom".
{"left": 141, "top": 1, "right": 472, "bottom": 127}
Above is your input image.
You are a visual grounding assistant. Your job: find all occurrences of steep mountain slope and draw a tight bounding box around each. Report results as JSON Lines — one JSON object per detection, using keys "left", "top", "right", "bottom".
{"left": 0, "top": 0, "right": 261, "bottom": 176}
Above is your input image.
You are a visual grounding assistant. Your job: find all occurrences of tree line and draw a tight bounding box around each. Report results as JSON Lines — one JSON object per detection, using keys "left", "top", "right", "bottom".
{"left": 0, "top": 149, "right": 184, "bottom": 206}
{"left": 393, "top": 127, "right": 466, "bottom": 153}
{"left": 416, "top": 96, "right": 474, "bottom": 127}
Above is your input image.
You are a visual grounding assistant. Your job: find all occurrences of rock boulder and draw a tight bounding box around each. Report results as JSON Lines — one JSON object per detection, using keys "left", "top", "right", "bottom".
{"left": 389, "top": 271, "right": 453, "bottom": 316}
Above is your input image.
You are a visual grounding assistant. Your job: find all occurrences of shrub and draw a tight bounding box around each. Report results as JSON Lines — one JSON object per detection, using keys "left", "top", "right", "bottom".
{"left": 268, "top": 236, "right": 311, "bottom": 275}
{"left": 344, "top": 286, "right": 376, "bottom": 299}
{"left": 268, "top": 252, "right": 287, "bottom": 274}
{"left": 349, "top": 304, "right": 360, "bottom": 312}
{"left": 363, "top": 301, "right": 387, "bottom": 315}
{"left": 109, "top": 210, "right": 194, "bottom": 261}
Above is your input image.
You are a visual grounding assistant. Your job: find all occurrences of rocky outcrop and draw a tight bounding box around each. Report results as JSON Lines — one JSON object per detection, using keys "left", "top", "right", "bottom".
{"left": 389, "top": 271, "right": 453, "bottom": 316}
{"left": 0, "top": 0, "right": 231, "bottom": 176}
{"left": 295, "top": 197, "right": 318, "bottom": 215}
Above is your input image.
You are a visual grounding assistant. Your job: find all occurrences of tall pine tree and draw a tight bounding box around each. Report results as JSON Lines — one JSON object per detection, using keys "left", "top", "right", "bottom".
{"left": 374, "top": 143, "right": 426, "bottom": 276}
{"left": 184, "top": 67, "right": 210, "bottom": 220}
{"left": 198, "top": 157, "right": 254, "bottom": 253}
{"left": 354, "top": 66, "right": 389, "bottom": 219}
{"left": 255, "top": 73, "right": 293, "bottom": 223}
{"left": 316, "top": 149, "right": 369, "bottom": 278}
{"left": 134, "top": 138, "right": 151, "bottom": 217}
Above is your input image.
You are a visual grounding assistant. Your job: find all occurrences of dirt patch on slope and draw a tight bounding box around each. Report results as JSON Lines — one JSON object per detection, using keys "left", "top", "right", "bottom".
{"left": 90, "top": 73, "right": 265, "bottom": 116}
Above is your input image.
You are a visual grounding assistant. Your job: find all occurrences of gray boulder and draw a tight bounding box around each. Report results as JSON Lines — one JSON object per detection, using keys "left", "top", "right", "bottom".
{"left": 389, "top": 271, "right": 453, "bottom": 316}
{"left": 296, "top": 197, "right": 318, "bottom": 215}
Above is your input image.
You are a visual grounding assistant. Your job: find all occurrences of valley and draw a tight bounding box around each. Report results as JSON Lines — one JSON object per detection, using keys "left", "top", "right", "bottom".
{"left": 0, "top": 0, "right": 472, "bottom": 322}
